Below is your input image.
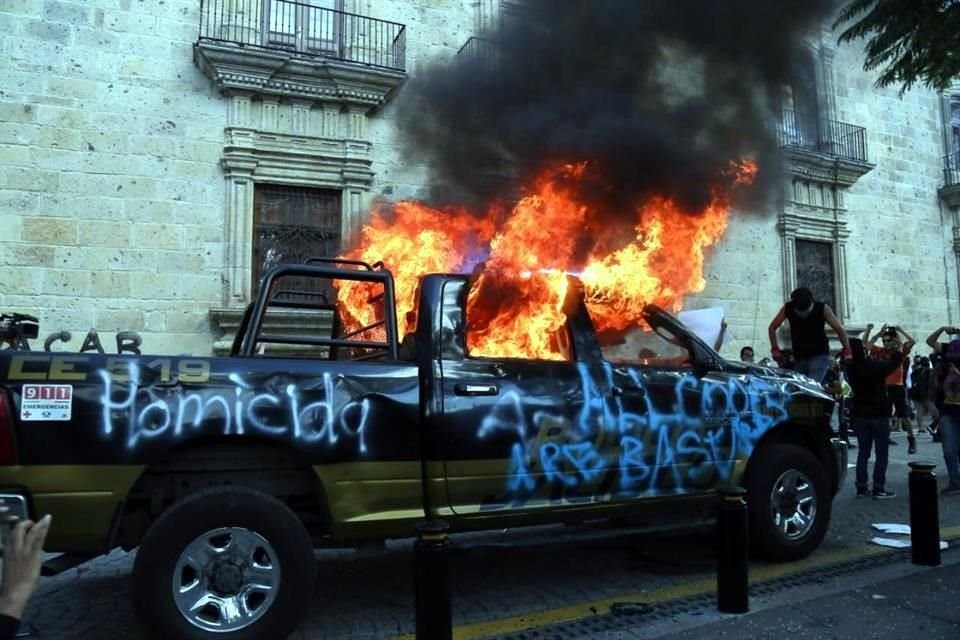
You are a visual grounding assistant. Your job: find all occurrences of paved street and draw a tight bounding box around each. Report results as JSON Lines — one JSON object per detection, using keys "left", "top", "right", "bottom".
{"left": 18, "top": 431, "right": 959, "bottom": 639}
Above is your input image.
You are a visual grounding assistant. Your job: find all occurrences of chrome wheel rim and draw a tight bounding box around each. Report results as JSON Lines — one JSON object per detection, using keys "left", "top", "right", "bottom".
{"left": 172, "top": 527, "right": 280, "bottom": 633}
{"left": 769, "top": 469, "right": 817, "bottom": 541}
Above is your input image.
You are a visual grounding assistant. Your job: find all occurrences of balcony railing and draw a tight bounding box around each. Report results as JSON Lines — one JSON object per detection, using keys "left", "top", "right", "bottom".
{"left": 776, "top": 109, "right": 868, "bottom": 163}
{"left": 944, "top": 152, "right": 960, "bottom": 188}
{"left": 198, "top": 0, "right": 406, "bottom": 71}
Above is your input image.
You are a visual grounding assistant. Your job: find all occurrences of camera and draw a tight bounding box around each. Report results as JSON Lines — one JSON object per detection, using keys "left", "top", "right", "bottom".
{"left": 0, "top": 313, "right": 39, "bottom": 343}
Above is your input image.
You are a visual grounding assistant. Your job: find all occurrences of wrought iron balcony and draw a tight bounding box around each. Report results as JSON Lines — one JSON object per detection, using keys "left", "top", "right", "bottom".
{"left": 940, "top": 151, "right": 960, "bottom": 209}
{"left": 945, "top": 152, "right": 960, "bottom": 188}
{"left": 198, "top": 0, "right": 406, "bottom": 71}
{"left": 456, "top": 36, "right": 496, "bottom": 69}
{"left": 776, "top": 110, "right": 868, "bottom": 163}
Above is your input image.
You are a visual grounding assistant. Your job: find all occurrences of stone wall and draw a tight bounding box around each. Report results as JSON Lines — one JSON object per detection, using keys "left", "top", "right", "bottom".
{"left": 0, "top": 0, "right": 473, "bottom": 355}
{"left": 1, "top": 0, "right": 226, "bottom": 355}
{"left": 697, "top": 33, "right": 955, "bottom": 360}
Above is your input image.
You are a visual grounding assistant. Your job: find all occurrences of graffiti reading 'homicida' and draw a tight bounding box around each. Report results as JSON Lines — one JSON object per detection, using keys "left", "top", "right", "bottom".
{"left": 98, "top": 362, "right": 369, "bottom": 452}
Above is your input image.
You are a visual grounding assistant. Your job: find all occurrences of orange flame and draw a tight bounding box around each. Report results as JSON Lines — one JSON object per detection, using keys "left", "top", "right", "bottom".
{"left": 338, "top": 159, "right": 756, "bottom": 359}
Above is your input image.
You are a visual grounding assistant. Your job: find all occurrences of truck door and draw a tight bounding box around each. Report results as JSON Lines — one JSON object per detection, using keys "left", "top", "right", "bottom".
{"left": 597, "top": 309, "right": 762, "bottom": 497}
{"left": 434, "top": 279, "right": 610, "bottom": 515}
{"left": 604, "top": 363, "right": 707, "bottom": 496}
{"left": 595, "top": 313, "right": 741, "bottom": 498}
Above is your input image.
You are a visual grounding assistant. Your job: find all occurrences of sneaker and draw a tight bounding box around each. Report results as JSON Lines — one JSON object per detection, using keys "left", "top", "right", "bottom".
{"left": 888, "top": 439, "right": 898, "bottom": 446}
{"left": 908, "top": 437, "right": 917, "bottom": 455}
{"left": 940, "top": 485, "right": 960, "bottom": 496}
{"left": 872, "top": 489, "right": 896, "bottom": 500}
{"left": 856, "top": 488, "right": 870, "bottom": 498}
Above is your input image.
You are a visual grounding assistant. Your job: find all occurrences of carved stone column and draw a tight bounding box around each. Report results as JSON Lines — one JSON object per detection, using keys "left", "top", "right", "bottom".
{"left": 321, "top": 103, "right": 341, "bottom": 138}
{"left": 778, "top": 219, "right": 798, "bottom": 298}
{"left": 223, "top": 162, "right": 257, "bottom": 304}
{"left": 341, "top": 189, "right": 364, "bottom": 249}
{"left": 228, "top": 91, "right": 253, "bottom": 128}
{"left": 347, "top": 106, "right": 367, "bottom": 140}
{"left": 261, "top": 97, "right": 280, "bottom": 132}
{"left": 290, "top": 100, "right": 313, "bottom": 135}
{"left": 833, "top": 214, "right": 851, "bottom": 319}
{"left": 814, "top": 40, "right": 838, "bottom": 123}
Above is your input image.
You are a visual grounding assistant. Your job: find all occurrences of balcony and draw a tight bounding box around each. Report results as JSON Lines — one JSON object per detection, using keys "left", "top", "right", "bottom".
{"left": 776, "top": 110, "right": 869, "bottom": 162}
{"left": 940, "top": 151, "right": 960, "bottom": 209}
{"left": 194, "top": 0, "right": 407, "bottom": 108}
{"left": 776, "top": 110, "right": 874, "bottom": 188}
{"left": 456, "top": 36, "right": 496, "bottom": 70}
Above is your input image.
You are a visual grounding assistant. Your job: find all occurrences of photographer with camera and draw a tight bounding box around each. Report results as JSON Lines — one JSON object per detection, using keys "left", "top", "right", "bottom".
{"left": 845, "top": 338, "right": 903, "bottom": 499}
{"left": 865, "top": 323, "right": 918, "bottom": 453}
{"left": 926, "top": 325, "right": 960, "bottom": 494}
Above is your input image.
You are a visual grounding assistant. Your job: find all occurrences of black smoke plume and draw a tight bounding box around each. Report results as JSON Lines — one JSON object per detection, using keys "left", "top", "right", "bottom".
{"left": 398, "top": 0, "right": 838, "bottom": 216}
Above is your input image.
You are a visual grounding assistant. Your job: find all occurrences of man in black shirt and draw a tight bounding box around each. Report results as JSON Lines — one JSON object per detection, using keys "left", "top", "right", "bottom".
{"left": 845, "top": 338, "right": 903, "bottom": 499}
{"left": 768, "top": 287, "right": 850, "bottom": 384}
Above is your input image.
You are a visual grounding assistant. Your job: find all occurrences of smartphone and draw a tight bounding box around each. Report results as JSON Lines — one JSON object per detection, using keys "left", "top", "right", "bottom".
{"left": 0, "top": 495, "right": 29, "bottom": 523}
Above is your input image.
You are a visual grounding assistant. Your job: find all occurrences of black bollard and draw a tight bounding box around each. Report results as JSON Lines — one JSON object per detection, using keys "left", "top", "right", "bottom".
{"left": 414, "top": 520, "right": 452, "bottom": 640}
{"left": 908, "top": 462, "right": 941, "bottom": 566}
{"left": 716, "top": 487, "right": 749, "bottom": 614}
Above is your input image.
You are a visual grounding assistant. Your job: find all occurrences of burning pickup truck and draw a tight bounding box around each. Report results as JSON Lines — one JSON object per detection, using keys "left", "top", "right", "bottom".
{"left": 0, "top": 259, "right": 846, "bottom": 639}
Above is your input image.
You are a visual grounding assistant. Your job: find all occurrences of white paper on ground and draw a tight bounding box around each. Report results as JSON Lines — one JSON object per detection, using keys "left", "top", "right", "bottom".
{"left": 677, "top": 307, "right": 725, "bottom": 348}
{"left": 870, "top": 537, "right": 911, "bottom": 548}
{"left": 870, "top": 537, "right": 949, "bottom": 550}
{"left": 872, "top": 523, "right": 912, "bottom": 535}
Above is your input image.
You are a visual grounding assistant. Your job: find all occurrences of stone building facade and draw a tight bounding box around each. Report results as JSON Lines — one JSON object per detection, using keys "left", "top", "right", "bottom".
{"left": 1, "top": 0, "right": 959, "bottom": 358}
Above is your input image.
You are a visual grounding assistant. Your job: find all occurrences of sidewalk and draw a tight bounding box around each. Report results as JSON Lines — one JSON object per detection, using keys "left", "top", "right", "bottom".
{"left": 644, "top": 550, "right": 960, "bottom": 640}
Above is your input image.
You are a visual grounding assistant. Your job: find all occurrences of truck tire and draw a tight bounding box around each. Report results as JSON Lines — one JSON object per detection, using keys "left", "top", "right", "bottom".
{"left": 744, "top": 444, "right": 831, "bottom": 562}
{"left": 132, "top": 486, "right": 316, "bottom": 640}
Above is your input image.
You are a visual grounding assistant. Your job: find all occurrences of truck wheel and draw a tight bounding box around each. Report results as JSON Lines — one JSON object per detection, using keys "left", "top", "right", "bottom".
{"left": 132, "top": 486, "right": 316, "bottom": 640}
{"left": 745, "top": 444, "right": 831, "bottom": 562}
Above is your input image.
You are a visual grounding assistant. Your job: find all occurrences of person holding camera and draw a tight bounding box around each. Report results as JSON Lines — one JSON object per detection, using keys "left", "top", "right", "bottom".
{"left": 926, "top": 325, "right": 960, "bottom": 494}
{"left": 845, "top": 337, "right": 903, "bottom": 499}
{"left": 865, "top": 324, "right": 918, "bottom": 453}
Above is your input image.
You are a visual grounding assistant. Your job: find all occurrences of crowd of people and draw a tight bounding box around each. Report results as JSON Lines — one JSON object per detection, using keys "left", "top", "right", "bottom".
{"left": 734, "top": 287, "right": 960, "bottom": 500}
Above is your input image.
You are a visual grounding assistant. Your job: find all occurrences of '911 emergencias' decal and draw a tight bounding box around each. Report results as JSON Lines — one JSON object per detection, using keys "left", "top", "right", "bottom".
{"left": 21, "top": 384, "right": 73, "bottom": 421}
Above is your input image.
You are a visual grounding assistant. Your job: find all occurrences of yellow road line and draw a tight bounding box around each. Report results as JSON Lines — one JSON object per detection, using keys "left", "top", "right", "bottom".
{"left": 390, "top": 524, "right": 960, "bottom": 640}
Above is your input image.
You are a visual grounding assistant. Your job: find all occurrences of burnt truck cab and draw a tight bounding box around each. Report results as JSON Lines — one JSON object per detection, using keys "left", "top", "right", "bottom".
{"left": 0, "top": 261, "right": 845, "bottom": 640}
{"left": 418, "top": 273, "right": 845, "bottom": 553}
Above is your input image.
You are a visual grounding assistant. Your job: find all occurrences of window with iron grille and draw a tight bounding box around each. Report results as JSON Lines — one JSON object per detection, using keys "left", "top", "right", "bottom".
{"left": 951, "top": 96, "right": 960, "bottom": 154}
{"left": 948, "top": 95, "right": 960, "bottom": 186}
{"left": 795, "top": 239, "right": 835, "bottom": 311}
{"left": 253, "top": 184, "right": 342, "bottom": 302}
{"left": 777, "top": 53, "right": 820, "bottom": 151}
